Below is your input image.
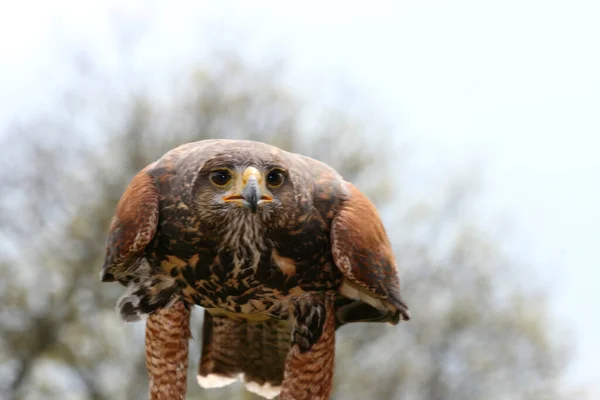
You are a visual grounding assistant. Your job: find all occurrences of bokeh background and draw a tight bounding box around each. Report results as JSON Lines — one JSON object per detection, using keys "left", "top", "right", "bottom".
{"left": 1, "top": 1, "right": 598, "bottom": 399}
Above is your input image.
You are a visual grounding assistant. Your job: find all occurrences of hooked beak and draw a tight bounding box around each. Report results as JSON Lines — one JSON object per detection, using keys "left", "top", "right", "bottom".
{"left": 223, "top": 167, "right": 272, "bottom": 213}
{"left": 242, "top": 176, "right": 260, "bottom": 213}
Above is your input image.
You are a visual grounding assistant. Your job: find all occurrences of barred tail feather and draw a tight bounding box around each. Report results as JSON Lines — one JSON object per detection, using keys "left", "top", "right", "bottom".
{"left": 197, "top": 313, "right": 246, "bottom": 386}
{"left": 242, "top": 317, "right": 290, "bottom": 398}
{"left": 197, "top": 312, "right": 291, "bottom": 399}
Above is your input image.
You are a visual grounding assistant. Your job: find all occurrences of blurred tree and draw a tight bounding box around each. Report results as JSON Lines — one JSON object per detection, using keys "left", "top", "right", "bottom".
{"left": 0, "top": 52, "right": 570, "bottom": 400}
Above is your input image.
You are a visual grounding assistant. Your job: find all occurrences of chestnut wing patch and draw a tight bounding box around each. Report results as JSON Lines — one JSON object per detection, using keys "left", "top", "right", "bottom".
{"left": 331, "top": 183, "right": 410, "bottom": 322}
{"left": 101, "top": 165, "right": 159, "bottom": 283}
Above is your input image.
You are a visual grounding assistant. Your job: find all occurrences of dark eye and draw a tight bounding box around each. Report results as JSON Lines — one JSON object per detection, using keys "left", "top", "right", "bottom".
{"left": 210, "top": 170, "right": 232, "bottom": 186}
{"left": 266, "top": 169, "right": 285, "bottom": 188}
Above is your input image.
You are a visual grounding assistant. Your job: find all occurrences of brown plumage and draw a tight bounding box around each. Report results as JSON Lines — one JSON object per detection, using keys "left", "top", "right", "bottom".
{"left": 145, "top": 301, "right": 191, "bottom": 400}
{"left": 101, "top": 139, "right": 410, "bottom": 399}
{"left": 280, "top": 293, "right": 336, "bottom": 400}
{"left": 198, "top": 314, "right": 290, "bottom": 397}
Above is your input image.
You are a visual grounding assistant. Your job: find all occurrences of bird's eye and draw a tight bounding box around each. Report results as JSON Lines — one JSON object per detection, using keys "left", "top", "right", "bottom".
{"left": 210, "top": 170, "right": 232, "bottom": 187}
{"left": 266, "top": 169, "right": 285, "bottom": 188}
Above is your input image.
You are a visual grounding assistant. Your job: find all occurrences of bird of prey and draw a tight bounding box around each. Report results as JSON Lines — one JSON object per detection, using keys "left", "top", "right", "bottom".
{"left": 101, "top": 139, "right": 410, "bottom": 400}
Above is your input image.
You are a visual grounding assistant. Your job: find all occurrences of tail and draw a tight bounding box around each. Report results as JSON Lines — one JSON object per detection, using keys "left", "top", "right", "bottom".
{"left": 197, "top": 312, "right": 291, "bottom": 399}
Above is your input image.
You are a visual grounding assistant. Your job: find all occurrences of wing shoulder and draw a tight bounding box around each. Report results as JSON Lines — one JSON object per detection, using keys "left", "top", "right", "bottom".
{"left": 331, "top": 182, "right": 410, "bottom": 324}
{"left": 101, "top": 163, "right": 159, "bottom": 283}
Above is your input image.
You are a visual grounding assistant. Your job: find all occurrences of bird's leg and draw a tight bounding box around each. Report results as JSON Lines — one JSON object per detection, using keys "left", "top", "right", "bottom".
{"left": 280, "top": 292, "right": 336, "bottom": 400}
{"left": 145, "top": 300, "right": 191, "bottom": 400}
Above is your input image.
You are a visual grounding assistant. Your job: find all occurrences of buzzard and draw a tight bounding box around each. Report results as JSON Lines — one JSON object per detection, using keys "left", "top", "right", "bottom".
{"left": 101, "top": 139, "right": 410, "bottom": 400}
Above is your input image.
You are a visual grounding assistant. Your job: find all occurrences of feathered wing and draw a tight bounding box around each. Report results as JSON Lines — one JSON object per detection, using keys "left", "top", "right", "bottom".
{"left": 198, "top": 313, "right": 291, "bottom": 399}
{"left": 101, "top": 164, "right": 159, "bottom": 283}
{"left": 331, "top": 182, "right": 410, "bottom": 325}
{"left": 146, "top": 300, "right": 191, "bottom": 400}
{"left": 100, "top": 164, "right": 180, "bottom": 321}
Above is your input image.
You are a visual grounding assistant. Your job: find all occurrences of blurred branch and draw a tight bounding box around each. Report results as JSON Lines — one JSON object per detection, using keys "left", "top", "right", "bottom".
{"left": 8, "top": 279, "right": 77, "bottom": 399}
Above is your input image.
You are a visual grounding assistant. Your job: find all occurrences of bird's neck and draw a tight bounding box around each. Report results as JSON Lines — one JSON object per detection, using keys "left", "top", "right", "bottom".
{"left": 220, "top": 211, "right": 266, "bottom": 250}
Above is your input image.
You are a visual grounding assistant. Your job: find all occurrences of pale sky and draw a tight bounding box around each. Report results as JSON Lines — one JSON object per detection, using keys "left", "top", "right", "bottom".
{"left": 1, "top": 0, "right": 599, "bottom": 395}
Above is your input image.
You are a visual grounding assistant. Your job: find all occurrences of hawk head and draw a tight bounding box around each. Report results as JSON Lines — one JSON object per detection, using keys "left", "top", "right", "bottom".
{"left": 190, "top": 148, "right": 306, "bottom": 229}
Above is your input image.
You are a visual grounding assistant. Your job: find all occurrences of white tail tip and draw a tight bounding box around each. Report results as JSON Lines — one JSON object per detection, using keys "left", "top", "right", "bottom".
{"left": 244, "top": 380, "right": 281, "bottom": 399}
{"left": 197, "top": 373, "right": 237, "bottom": 389}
